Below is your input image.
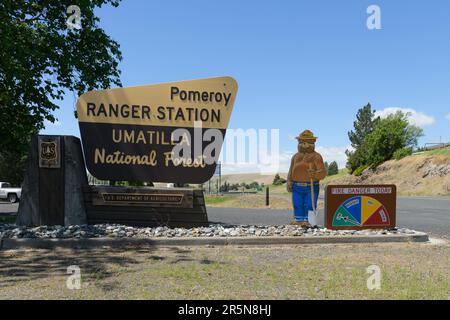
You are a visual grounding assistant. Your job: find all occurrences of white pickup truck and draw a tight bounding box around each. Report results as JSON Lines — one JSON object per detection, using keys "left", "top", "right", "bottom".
{"left": 0, "top": 182, "right": 21, "bottom": 203}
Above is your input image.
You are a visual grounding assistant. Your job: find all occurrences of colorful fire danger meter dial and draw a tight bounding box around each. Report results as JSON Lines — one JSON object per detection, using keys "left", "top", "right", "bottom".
{"left": 332, "top": 196, "right": 390, "bottom": 227}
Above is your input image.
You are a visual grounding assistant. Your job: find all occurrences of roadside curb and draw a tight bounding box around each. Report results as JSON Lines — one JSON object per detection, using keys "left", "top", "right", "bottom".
{"left": 0, "top": 232, "right": 429, "bottom": 249}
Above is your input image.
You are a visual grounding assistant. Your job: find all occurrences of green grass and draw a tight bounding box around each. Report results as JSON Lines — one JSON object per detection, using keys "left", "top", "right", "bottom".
{"left": 416, "top": 147, "right": 450, "bottom": 156}
{"left": 1, "top": 244, "right": 448, "bottom": 299}
{"left": 204, "top": 195, "right": 234, "bottom": 205}
{"left": 266, "top": 184, "right": 287, "bottom": 194}
{"left": 322, "top": 168, "right": 349, "bottom": 184}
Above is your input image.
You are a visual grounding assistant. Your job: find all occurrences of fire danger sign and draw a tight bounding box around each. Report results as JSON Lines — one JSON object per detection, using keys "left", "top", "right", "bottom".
{"left": 324, "top": 184, "right": 396, "bottom": 230}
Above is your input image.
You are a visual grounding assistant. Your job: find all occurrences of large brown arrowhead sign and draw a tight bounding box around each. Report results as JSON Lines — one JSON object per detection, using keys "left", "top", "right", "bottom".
{"left": 77, "top": 76, "right": 238, "bottom": 183}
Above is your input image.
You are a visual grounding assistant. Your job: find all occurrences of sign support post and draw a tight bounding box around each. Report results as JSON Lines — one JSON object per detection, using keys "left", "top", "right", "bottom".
{"left": 17, "top": 135, "right": 88, "bottom": 226}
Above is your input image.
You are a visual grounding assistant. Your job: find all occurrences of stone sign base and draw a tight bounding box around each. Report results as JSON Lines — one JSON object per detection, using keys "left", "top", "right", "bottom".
{"left": 17, "top": 135, "right": 88, "bottom": 226}
{"left": 83, "top": 186, "right": 208, "bottom": 228}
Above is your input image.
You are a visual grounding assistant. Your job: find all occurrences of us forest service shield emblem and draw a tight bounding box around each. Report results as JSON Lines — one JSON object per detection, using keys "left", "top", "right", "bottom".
{"left": 38, "top": 136, "right": 61, "bottom": 168}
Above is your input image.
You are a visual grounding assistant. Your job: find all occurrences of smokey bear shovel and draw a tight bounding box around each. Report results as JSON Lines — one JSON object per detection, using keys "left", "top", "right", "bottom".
{"left": 308, "top": 163, "right": 319, "bottom": 227}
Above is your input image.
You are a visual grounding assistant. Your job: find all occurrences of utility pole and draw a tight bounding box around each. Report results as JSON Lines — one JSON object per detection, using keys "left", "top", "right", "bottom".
{"left": 217, "top": 162, "right": 221, "bottom": 195}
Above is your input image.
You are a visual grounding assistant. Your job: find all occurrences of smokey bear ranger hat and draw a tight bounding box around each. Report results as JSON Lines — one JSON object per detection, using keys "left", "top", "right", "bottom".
{"left": 296, "top": 129, "right": 317, "bottom": 142}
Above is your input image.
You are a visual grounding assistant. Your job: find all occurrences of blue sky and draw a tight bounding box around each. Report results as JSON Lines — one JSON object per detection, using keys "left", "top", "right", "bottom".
{"left": 42, "top": 0, "right": 450, "bottom": 172}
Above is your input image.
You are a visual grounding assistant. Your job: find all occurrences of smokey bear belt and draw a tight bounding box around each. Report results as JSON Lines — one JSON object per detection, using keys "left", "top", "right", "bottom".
{"left": 290, "top": 181, "right": 320, "bottom": 186}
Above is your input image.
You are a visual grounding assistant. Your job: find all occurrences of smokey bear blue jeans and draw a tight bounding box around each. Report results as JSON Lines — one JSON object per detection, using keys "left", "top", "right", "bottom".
{"left": 292, "top": 181, "right": 320, "bottom": 222}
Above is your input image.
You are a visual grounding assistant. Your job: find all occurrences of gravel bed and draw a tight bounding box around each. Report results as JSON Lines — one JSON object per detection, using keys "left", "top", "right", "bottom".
{"left": 0, "top": 224, "right": 421, "bottom": 239}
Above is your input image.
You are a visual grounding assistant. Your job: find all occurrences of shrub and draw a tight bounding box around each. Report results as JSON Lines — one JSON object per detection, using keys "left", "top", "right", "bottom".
{"left": 393, "top": 147, "right": 412, "bottom": 160}
{"left": 353, "top": 165, "right": 369, "bottom": 176}
{"left": 273, "top": 174, "right": 287, "bottom": 185}
{"left": 346, "top": 107, "right": 423, "bottom": 174}
{"left": 364, "top": 112, "right": 423, "bottom": 167}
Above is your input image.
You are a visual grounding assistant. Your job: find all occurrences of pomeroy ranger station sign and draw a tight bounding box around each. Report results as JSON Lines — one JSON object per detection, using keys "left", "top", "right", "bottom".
{"left": 76, "top": 77, "right": 238, "bottom": 183}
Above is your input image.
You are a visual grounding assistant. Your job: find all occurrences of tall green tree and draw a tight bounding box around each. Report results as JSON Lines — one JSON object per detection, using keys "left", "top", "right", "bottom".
{"left": 348, "top": 103, "right": 378, "bottom": 149}
{"left": 0, "top": 0, "right": 122, "bottom": 185}
{"left": 324, "top": 161, "right": 329, "bottom": 174}
{"left": 364, "top": 111, "right": 423, "bottom": 166}
{"left": 346, "top": 103, "right": 379, "bottom": 173}
{"left": 327, "top": 161, "right": 339, "bottom": 176}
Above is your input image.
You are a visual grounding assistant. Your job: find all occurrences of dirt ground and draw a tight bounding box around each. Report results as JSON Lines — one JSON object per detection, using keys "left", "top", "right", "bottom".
{"left": 0, "top": 241, "right": 448, "bottom": 300}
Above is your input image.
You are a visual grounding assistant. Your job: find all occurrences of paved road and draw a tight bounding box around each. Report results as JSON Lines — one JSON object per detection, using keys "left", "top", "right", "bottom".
{"left": 2, "top": 197, "right": 449, "bottom": 238}
{"left": 0, "top": 202, "right": 18, "bottom": 216}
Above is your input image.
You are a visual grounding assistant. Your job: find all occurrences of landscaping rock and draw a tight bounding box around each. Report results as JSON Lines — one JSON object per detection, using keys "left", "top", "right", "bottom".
{"left": 0, "top": 223, "right": 422, "bottom": 239}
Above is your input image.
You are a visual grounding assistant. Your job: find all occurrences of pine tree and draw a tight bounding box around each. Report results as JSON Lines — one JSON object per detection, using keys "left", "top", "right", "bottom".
{"left": 327, "top": 161, "right": 339, "bottom": 176}
{"left": 346, "top": 103, "right": 379, "bottom": 173}
{"left": 348, "top": 103, "right": 378, "bottom": 149}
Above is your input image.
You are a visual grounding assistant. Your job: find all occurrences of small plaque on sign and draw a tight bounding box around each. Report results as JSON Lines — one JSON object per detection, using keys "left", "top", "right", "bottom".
{"left": 324, "top": 184, "right": 396, "bottom": 230}
{"left": 102, "top": 193, "right": 184, "bottom": 205}
{"left": 38, "top": 136, "right": 61, "bottom": 168}
{"left": 91, "top": 186, "right": 194, "bottom": 208}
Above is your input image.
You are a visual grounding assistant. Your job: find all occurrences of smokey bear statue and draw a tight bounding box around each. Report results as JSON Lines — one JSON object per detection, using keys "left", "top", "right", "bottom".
{"left": 287, "top": 130, "right": 327, "bottom": 228}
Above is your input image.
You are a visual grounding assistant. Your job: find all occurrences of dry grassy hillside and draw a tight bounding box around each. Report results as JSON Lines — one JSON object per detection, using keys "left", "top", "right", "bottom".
{"left": 329, "top": 153, "right": 450, "bottom": 196}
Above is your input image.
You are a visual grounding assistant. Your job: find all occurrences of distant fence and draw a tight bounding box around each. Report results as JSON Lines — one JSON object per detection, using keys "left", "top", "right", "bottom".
{"left": 206, "top": 191, "right": 258, "bottom": 196}
{"left": 224, "top": 191, "right": 258, "bottom": 195}
{"left": 422, "top": 142, "right": 450, "bottom": 151}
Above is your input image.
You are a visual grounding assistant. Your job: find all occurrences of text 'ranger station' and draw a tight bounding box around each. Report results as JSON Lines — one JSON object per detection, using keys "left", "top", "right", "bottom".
{"left": 84, "top": 86, "right": 233, "bottom": 123}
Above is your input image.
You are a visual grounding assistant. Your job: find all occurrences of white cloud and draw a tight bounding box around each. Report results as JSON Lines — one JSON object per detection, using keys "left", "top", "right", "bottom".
{"left": 375, "top": 107, "right": 434, "bottom": 127}
{"left": 315, "top": 145, "right": 349, "bottom": 169}
{"left": 445, "top": 113, "right": 450, "bottom": 121}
